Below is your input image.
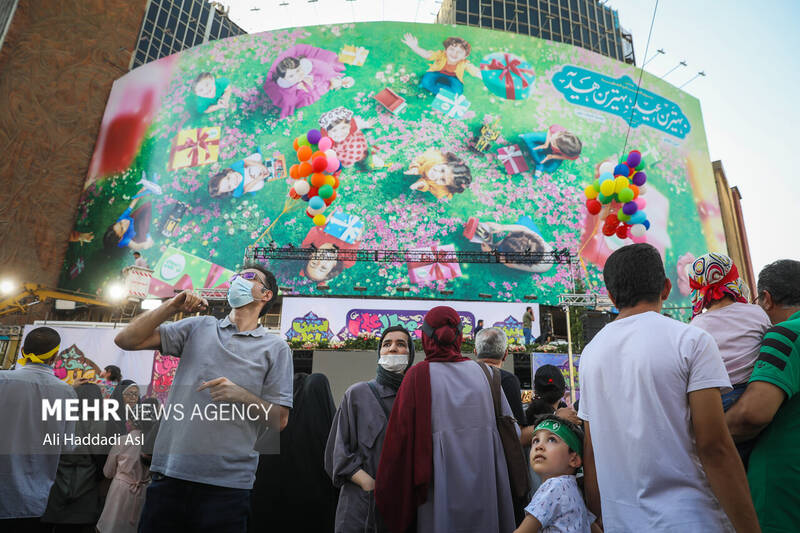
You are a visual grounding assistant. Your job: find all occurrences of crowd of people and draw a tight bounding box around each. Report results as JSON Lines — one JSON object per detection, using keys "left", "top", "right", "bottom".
{"left": 0, "top": 246, "right": 798, "bottom": 533}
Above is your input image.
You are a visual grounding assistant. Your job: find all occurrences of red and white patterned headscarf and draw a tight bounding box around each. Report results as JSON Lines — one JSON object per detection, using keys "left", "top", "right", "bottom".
{"left": 688, "top": 253, "right": 749, "bottom": 317}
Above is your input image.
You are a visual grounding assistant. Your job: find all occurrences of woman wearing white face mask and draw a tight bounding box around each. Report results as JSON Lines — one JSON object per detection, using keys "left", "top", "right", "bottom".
{"left": 325, "top": 326, "right": 415, "bottom": 533}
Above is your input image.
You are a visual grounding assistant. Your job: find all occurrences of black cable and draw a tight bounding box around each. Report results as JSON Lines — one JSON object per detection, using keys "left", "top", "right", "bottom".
{"left": 621, "top": 0, "right": 659, "bottom": 157}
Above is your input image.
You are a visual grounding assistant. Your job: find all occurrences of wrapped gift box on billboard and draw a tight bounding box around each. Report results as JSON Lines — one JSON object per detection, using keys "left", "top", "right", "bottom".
{"left": 168, "top": 127, "right": 221, "bottom": 171}
{"left": 148, "top": 247, "right": 234, "bottom": 298}
{"left": 431, "top": 89, "right": 470, "bottom": 118}
{"left": 374, "top": 88, "right": 406, "bottom": 114}
{"left": 480, "top": 52, "right": 536, "bottom": 100}
{"left": 338, "top": 45, "right": 369, "bottom": 66}
{"left": 497, "top": 144, "right": 529, "bottom": 174}
{"left": 407, "top": 244, "right": 463, "bottom": 284}
{"left": 323, "top": 211, "right": 364, "bottom": 244}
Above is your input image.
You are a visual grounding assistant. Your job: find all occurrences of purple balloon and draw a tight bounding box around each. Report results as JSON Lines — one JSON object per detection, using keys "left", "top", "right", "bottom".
{"left": 306, "top": 129, "right": 322, "bottom": 144}
{"left": 622, "top": 201, "right": 639, "bottom": 215}
{"left": 626, "top": 150, "right": 642, "bottom": 168}
{"left": 632, "top": 171, "right": 647, "bottom": 186}
{"left": 614, "top": 163, "right": 630, "bottom": 177}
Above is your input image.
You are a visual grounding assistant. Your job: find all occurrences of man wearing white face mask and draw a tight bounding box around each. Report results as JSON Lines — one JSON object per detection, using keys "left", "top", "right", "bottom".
{"left": 325, "top": 326, "right": 415, "bottom": 533}
{"left": 114, "top": 263, "right": 293, "bottom": 533}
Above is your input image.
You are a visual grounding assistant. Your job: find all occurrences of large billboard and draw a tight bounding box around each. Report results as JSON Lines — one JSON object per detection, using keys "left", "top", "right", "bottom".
{"left": 60, "top": 22, "right": 725, "bottom": 310}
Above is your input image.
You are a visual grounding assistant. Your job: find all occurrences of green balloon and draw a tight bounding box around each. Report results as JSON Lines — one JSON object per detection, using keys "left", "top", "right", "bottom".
{"left": 592, "top": 179, "right": 600, "bottom": 190}
{"left": 618, "top": 209, "right": 631, "bottom": 222}
{"left": 618, "top": 187, "right": 634, "bottom": 203}
{"left": 635, "top": 161, "right": 646, "bottom": 171}
{"left": 598, "top": 193, "right": 613, "bottom": 204}
{"left": 298, "top": 134, "right": 311, "bottom": 147}
{"left": 318, "top": 184, "right": 334, "bottom": 199}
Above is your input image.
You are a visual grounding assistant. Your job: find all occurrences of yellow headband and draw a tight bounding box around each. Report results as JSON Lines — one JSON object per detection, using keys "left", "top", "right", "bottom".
{"left": 17, "top": 345, "right": 60, "bottom": 366}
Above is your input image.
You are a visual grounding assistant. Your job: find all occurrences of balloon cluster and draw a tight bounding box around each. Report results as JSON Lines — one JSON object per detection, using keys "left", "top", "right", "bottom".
{"left": 583, "top": 149, "right": 650, "bottom": 239}
{"left": 288, "top": 129, "right": 342, "bottom": 226}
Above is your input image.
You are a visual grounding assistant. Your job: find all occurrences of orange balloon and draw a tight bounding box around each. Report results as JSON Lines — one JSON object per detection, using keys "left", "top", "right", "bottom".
{"left": 310, "top": 173, "right": 326, "bottom": 188}
{"left": 328, "top": 190, "right": 337, "bottom": 203}
{"left": 629, "top": 184, "right": 639, "bottom": 199}
{"left": 311, "top": 150, "right": 326, "bottom": 160}
{"left": 289, "top": 164, "right": 299, "bottom": 179}
{"left": 293, "top": 138, "right": 299, "bottom": 151}
{"left": 333, "top": 176, "right": 340, "bottom": 188}
{"left": 324, "top": 196, "right": 334, "bottom": 206}
{"left": 297, "top": 145, "right": 313, "bottom": 162}
{"left": 323, "top": 175, "right": 335, "bottom": 187}
{"left": 298, "top": 162, "right": 312, "bottom": 177}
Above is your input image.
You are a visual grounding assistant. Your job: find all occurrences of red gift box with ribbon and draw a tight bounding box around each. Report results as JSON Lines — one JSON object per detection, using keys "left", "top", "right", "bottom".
{"left": 407, "top": 244, "right": 463, "bottom": 284}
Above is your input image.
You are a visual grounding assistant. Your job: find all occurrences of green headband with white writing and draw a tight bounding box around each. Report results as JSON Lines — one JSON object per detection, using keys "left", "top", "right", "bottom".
{"left": 534, "top": 418, "right": 582, "bottom": 458}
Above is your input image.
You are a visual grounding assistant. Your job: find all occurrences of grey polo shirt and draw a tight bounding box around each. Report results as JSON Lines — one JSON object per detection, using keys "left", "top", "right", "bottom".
{"left": 152, "top": 315, "right": 293, "bottom": 489}
{"left": 0, "top": 364, "right": 77, "bottom": 518}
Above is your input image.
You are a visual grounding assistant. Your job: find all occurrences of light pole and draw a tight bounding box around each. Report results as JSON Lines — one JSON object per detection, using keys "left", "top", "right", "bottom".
{"left": 642, "top": 48, "right": 665, "bottom": 67}
{"left": 661, "top": 60, "right": 687, "bottom": 79}
{"left": 679, "top": 71, "right": 706, "bottom": 89}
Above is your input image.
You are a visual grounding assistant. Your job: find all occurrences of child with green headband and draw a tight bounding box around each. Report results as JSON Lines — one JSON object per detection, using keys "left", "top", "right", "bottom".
{"left": 514, "top": 415, "right": 600, "bottom": 533}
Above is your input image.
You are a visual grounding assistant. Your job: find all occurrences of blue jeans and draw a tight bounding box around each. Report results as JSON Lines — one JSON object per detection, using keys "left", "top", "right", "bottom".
{"left": 138, "top": 473, "right": 250, "bottom": 533}
{"left": 722, "top": 383, "right": 755, "bottom": 468}
{"left": 523, "top": 327, "right": 532, "bottom": 345}
{"left": 420, "top": 71, "right": 464, "bottom": 95}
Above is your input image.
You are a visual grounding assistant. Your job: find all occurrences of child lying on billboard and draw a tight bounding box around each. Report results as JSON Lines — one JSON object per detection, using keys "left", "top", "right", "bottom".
{"left": 188, "top": 72, "right": 232, "bottom": 115}
{"left": 401, "top": 33, "right": 481, "bottom": 95}
{"left": 263, "top": 43, "right": 354, "bottom": 119}
{"left": 299, "top": 222, "right": 364, "bottom": 287}
{"left": 463, "top": 217, "right": 554, "bottom": 273}
{"left": 318, "top": 106, "right": 384, "bottom": 168}
{"left": 208, "top": 149, "right": 271, "bottom": 198}
{"left": 405, "top": 148, "right": 472, "bottom": 201}
{"left": 519, "top": 125, "right": 583, "bottom": 177}
{"left": 102, "top": 175, "right": 162, "bottom": 255}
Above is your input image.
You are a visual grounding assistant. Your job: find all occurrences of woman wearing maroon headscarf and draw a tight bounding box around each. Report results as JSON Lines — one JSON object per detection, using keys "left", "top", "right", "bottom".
{"left": 375, "top": 306, "right": 517, "bottom": 533}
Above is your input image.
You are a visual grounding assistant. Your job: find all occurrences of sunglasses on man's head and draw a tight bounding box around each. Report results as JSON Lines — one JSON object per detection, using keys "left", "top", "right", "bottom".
{"left": 229, "top": 272, "right": 268, "bottom": 290}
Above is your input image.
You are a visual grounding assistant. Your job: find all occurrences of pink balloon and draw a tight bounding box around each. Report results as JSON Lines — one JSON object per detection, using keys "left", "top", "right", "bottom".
{"left": 325, "top": 157, "right": 339, "bottom": 173}
{"left": 318, "top": 136, "right": 333, "bottom": 151}
{"left": 634, "top": 197, "right": 647, "bottom": 210}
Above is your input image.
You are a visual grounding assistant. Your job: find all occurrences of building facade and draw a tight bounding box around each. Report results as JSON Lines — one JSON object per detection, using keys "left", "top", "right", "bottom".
{"left": 436, "top": 0, "right": 635, "bottom": 65}
{"left": 712, "top": 160, "right": 756, "bottom": 294}
{"left": 131, "top": 0, "right": 246, "bottom": 69}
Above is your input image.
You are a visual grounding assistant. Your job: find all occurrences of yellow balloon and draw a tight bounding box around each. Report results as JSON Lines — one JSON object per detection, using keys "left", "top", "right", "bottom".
{"left": 313, "top": 214, "right": 327, "bottom": 226}
{"left": 600, "top": 179, "right": 616, "bottom": 197}
{"left": 584, "top": 185, "right": 599, "bottom": 200}
{"left": 324, "top": 175, "right": 336, "bottom": 187}
{"left": 614, "top": 176, "right": 630, "bottom": 194}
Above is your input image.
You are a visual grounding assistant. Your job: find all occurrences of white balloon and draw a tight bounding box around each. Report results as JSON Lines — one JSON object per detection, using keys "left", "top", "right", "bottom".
{"left": 599, "top": 161, "right": 615, "bottom": 175}
{"left": 324, "top": 149, "right": 337, "bottom": 159}
{"left": 630, "top": 224, "right": 646, "bottom": 237}
{"left": 638, "top": 184, "right": 648, "bottom": 195}
{"left": 294, "top": 180, "right": 310, "bottom": 195}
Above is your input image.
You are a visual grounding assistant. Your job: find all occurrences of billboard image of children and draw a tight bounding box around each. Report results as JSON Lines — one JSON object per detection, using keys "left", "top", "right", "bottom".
{"left": 463, "top": 217, "right": 553, "bottom": 273}
{"left": 263, "top": 43, "right": 353, "bottom": 119}
{"left": 300, "top": 225, "right": 363, "bottom": 286}
{"left": 405, "top": 149, "right": 472, "bottom": 201}
{"left": 208, "top": 150, "right": 269, "bottom": 198}
{"left": 401, "top": 33, "right": 480, "bottom": 95}
{"left": 187, "top": 72, "right": 232, "bottom": 115}
{"left": 520, "top": 125, "right": 583, "bottom": 177}
{"left": 318, "top": 106, "right": 381, "bottom": 168}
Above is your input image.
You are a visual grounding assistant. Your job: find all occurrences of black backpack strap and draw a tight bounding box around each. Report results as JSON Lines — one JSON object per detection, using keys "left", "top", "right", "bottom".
{"left": 367, "top": 381, "right": 391, "bottom": 419}
{"left": 479, "top": 362, "right": 502, "bottom": 417}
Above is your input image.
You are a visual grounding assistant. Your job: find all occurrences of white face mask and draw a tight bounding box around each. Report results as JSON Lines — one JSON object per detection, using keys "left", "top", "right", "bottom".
{"left": 378, "top": 355, "right": 408, "bottom": 373}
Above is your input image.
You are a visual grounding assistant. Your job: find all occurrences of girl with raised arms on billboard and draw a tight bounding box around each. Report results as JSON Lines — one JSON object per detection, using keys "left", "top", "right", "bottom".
{"left": 299, "top": 223, "right": 363, "bottom": 287}
{"left": 187, "top": 72, "right": 232, "bottom": 115}
{"left": 208, "top": 149, "right": 269, "bottom": 198}
{"left": 405, "top": 148, "right": 472, "bottom": 201}
{"left": 263, "top": 43, "right": 354, "bottom": 119}
{"left": 318, "top": 106, "right": 384, "bottom": 168}
{"left": 520, "top": 125, "right": 583, "bottom": 177}
{"left": 400, "top": 33, "right": 480, "bottom": 95}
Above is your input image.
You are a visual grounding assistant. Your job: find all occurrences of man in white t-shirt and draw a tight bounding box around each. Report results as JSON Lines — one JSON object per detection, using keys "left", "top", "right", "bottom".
{"left": 578, "top": 243, "right": 759, "bottom": 532}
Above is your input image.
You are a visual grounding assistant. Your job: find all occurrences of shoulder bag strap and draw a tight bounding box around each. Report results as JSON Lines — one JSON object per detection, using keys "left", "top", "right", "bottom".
{"left": 367, "top": 381, "right": 391, "bottom": 419}
{"left": 478, "top": 362, "right": 502, "bottom": 417}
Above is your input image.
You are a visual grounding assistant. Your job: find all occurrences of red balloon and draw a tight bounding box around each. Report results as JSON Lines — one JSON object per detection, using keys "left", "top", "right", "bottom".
{"left": 602, "top": 225, "right": 617, "bottom": 237}
{"left": 616, "top": 225, "right": 629, "bottom": 239}
{"left": 308, "top": 187, "right": 319, "bottom": 198}
{"left": 289, "top": 189, "right": 299, "bottom": 199}
{"left": 606, "top": 213, "right": 619, "bottom": 226}
{"left": 306, "top": 209, "right": 315, "bottom": 218}
{"left": 312, "top": 156, "right": 328, "bottom": 173}
{"left": 324, "top": 196, "right": 334, "bottom": 206}
{"left": 586, "top": 198, "right": 602, "bottom": 215}
{"left": 311, "top": 150, "right": 326, "bottom": 160}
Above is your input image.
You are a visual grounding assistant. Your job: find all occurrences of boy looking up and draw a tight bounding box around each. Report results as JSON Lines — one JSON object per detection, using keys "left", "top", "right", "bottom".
{"left": 578, "top": 243, "right": 759, "bottom": 532}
